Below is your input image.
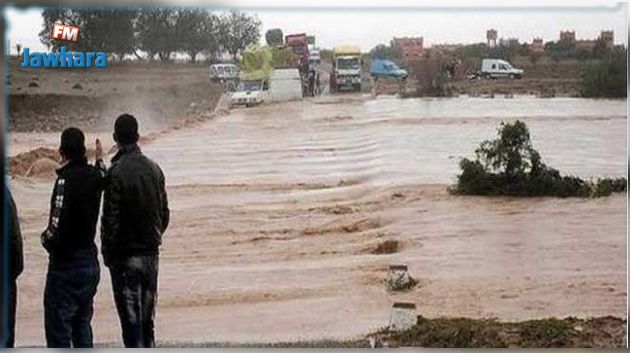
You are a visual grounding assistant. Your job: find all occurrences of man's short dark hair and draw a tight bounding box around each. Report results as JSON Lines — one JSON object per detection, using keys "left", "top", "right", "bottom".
{"left": 114, "top": 114, "right": 139, "bottom": 145}
{"left": 60, "top": 127, "right": 86, "bottom": 160}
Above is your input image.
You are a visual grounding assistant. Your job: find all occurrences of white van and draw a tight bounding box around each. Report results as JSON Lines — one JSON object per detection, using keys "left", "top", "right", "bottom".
{"left": 231, "top": 79, "right": 269, "bottom": 107}
{"left": 230, "top": 69, "right": 303, "bottom": 107}
{"left": 269, "top": 68, "right": 303, "bottom": 102}
{"left": 481, "top": 59, "right": 523, "bottom": 79}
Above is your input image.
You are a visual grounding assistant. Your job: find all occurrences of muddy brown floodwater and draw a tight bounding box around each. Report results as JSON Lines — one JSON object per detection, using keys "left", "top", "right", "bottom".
{"left": 8, "top": 95, "right": 627, "bottom": 346}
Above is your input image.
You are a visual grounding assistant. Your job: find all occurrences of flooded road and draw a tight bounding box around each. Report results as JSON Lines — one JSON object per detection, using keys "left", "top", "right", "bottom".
{"left": 9, "top": 96, "right": 627, "bottom": 345}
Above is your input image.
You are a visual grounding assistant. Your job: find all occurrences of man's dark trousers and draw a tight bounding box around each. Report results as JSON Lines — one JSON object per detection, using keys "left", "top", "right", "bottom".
{"left": 110, "top": 255, "right": 159, "bottom": 348}
{"left": 44, "top": 252, "right": 99, "bottom": 348}
{"left": 6, "top": 280, "right": 17, "bottom": 348}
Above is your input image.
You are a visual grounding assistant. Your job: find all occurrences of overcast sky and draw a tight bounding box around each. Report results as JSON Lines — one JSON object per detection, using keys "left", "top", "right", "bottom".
{"left": 4, "top": 3, "right": 627, "bottom": 54}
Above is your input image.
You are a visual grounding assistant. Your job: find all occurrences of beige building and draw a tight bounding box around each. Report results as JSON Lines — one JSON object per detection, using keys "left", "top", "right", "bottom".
{"left": 486, "top": 29, "right": 498, "bottom": 47}
{"left": 531, "top": 38, "right": 544, "bottom": 53}
{"left": 391, "top": 37, "right": 424, "bottom": 61}
{"left": 559, "top": 30, "right": 576, "bottom": 43}
{"left": 575, "top": 40, "right": 597, "bottom": 52}
{"left": 599, "top": 30, "right": 614, "bottom": 49}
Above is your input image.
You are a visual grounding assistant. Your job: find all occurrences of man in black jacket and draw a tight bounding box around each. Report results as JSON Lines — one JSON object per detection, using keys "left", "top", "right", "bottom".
{"left": 101, "top": 114, "right": 169, "bottom": 348}
{"left": 41, "top": 127, "right": 104, "bottom": 348}
{"left": 3, "top": 185, "right": 24, "bottom": 348}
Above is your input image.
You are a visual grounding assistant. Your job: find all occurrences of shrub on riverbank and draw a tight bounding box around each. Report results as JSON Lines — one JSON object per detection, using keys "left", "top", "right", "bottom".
{"left": 451, "top": 120, "right": 626, "bottom": 197}
{"left": 580, "top": 48, "right": 627, "bottom": 98}
{"left": 383, "top": 316, "right": 626, "bottom": 348}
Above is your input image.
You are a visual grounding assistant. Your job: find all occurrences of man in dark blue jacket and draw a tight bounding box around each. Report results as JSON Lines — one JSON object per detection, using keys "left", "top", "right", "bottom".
{"left": 41, "top": 127, "right": 105, "bottom": 348}
{"left": 101, "top": 114, "right": 169, "bottom": 348}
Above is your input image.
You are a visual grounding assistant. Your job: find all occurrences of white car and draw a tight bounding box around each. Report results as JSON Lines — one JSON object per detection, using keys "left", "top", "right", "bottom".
{"left": 481, "top": 58, "right": 523, "bottom": 79}
{"left": 231, "top": 79, "right": 269, "bottom": 107}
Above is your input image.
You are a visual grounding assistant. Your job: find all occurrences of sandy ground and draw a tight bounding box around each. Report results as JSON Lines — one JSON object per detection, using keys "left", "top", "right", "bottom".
{"left": 7, "top": 95, "right": 627, "bottom": 346}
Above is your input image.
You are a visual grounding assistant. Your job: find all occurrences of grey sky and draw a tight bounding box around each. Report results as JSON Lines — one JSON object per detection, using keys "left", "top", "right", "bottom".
{"left": 5, "top": 2, "right": 627, "bottom": 54}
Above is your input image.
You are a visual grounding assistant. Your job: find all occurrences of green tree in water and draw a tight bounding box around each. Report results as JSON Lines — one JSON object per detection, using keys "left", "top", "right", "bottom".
{"left": 453, "top": 120, "right": 626, "bottom": 197}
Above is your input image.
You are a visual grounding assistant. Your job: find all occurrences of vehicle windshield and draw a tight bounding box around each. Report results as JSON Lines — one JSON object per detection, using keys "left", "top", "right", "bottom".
{"left": 238, "top": 81, "right": 262, "bottom": 92}
{"left": 337, "top": 57, "right": 359, "bottom": 70}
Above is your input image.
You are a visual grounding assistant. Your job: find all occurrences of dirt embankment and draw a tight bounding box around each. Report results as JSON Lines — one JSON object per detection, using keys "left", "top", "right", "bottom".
{"left": 7, "top": 58, "right": 229, "bottom": 178}
{"left": 7, "top": 58, "right": 224, "bottom": 132}
{"left": 8, "top": 147, "right": 60, "bottom": 177}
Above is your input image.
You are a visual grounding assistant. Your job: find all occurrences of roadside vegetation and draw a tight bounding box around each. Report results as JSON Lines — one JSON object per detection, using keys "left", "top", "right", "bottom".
{"left": 451, "top": 120, "right": 626, "bottom": 197}
{"left": 381, "top": 315, "right": 626, "bottom": 348}
{"left": 580, "top": 47, "right": 627, "bottom": 98}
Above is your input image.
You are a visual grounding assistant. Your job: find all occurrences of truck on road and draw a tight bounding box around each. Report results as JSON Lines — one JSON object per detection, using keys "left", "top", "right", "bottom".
{"left": 330, "top": 46, "right": 362, "bottom": 93}
{"left": 285, "top": 33, "right": 310, "bottom": 75}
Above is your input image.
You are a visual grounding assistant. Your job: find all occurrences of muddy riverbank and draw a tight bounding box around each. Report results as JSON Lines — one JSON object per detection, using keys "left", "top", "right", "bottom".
{"left": 7, "top": 58, "right": 224, "bottom": 132}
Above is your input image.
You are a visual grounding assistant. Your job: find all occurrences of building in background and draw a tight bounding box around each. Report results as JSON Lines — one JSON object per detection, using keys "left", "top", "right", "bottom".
{"left": 599, "top": 30, "right": 614, "bottom": 49}
{"left": 575, "top": 39, "right": 597, "bottom": 52}
{"left": 531, "top": 38, "right": 544, "bottom": 53}
{"left": 486, "top": 29, "right": 498, "bottom": 48}
{"left": 391, "top": 37, "right": 424, "bottom": 61}
{"left": 499, "top": 37, "right": 520, "bottom": 47}
{"left": 559, "top": 30, "right": 576, "bottom": 44}
{"left": 431, "top": 43, "right": 461, "bottom": 54}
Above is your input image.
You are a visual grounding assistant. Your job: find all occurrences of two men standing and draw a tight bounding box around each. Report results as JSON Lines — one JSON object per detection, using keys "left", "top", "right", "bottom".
{"left": 6, "top": 114, "right": 169, "bottom": 348}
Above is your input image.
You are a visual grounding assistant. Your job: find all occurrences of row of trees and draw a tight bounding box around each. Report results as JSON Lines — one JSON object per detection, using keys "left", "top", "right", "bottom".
{"left": 39, "top": 9, "right": 262, "bottom": 63}
{"left": 580, "top": 47, "right": 627, "bottom": 98}
{"left": 367, "top": 38, "right": 624, "bottom": 68}
{"left": 544, "top": 39, "right": 617, "bottom": 61}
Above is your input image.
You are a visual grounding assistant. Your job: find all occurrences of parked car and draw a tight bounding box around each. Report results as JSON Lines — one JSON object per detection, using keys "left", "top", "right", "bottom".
{"left": 481, "top": 59, "right": 523, "bottom": 79}
{"left": 370, "top": 59, "right": 408, "bottom": 79}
